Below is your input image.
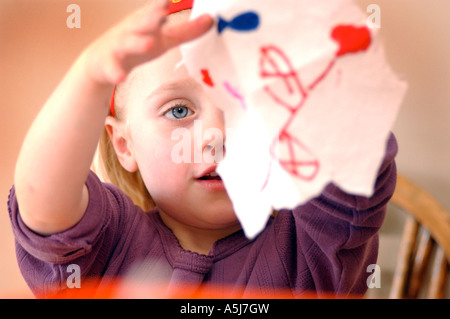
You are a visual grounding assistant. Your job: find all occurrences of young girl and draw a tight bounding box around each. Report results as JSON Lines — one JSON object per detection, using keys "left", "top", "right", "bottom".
{"left": 9, "top": 0, "right": 397, "bottom": 298}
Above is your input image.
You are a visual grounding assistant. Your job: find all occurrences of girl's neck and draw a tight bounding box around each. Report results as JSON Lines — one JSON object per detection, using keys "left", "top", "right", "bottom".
{"left": 158, "top": 210, "right": 241, "bottom": 255}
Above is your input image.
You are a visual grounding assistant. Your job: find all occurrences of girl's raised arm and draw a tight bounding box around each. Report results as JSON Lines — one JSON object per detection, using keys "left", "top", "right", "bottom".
{"left": 14, "top": 0, "right": 213, "bottom": 235}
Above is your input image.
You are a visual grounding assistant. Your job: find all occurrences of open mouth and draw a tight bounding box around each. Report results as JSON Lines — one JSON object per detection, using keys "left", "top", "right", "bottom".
{"left": 198, "top": 171, "right": 222, "bottom": 181}
{"left": 196, "top": 170, "right": 225, "bottom": 191}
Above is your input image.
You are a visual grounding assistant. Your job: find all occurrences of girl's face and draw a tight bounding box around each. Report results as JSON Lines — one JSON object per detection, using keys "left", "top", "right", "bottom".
{"left": 114, "top": 46, "right": 238, "bottom": 233}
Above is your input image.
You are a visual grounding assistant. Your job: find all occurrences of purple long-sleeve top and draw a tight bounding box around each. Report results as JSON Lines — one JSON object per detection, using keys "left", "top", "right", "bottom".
{"left": 8, "top": 135, "right": 397, "bottom": 298}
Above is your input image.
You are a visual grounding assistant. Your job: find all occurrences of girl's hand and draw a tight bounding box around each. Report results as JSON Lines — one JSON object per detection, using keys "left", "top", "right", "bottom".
{"left": 84, "top": 0, "right": 213, "bottom": 85}
{"left": 14, "top": 0, "right": 212, "bottom": 236}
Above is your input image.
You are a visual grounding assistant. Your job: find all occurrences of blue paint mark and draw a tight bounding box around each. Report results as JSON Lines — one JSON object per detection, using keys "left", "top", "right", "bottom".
{"left": 217, "top": 11, "right": 260, "bottom": 34}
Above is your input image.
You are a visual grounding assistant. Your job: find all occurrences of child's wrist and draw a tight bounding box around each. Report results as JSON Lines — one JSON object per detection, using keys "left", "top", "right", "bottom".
{"left": 58, "top": 50, "right": 117, "bottom": 118}
{"left": 76, "top": 49, "right": 118, "bottom": 92}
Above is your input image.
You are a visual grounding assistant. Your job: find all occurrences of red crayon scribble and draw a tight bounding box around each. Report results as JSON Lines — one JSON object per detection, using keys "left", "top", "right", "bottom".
{"left": 260, "top": 46, "right": 307, "bottom": 111}
{"left": 259, "top": 24, "right": 371, "bottom": 190}
{"left": 201, "top": 69, "right": 214, "bottom": 87}
{"left": 260, "top": 45, "right": 320, "bottom": 189}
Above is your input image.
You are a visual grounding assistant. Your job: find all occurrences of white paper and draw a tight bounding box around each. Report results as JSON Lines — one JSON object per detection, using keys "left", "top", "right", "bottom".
{"left": 180, "top": 0, "right": 407, "bottom": 238}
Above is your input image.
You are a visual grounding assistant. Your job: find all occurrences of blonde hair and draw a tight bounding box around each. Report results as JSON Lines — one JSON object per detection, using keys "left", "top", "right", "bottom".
{"left": 97, "top": 127, "right": 155, "bottom": 211}
{"left": 94, "top": 9, "right": 191, "bottom": 211}
{"left": 94, "top": 79, "right": 154, "bottom": 211}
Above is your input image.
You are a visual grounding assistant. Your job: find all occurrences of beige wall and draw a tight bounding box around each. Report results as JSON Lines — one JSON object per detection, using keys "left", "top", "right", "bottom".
{"left": 358, "top": 0, "right": 450, "bottom": 208}
{"left": 1, "top": 0, "right": 449, "bottom": 296}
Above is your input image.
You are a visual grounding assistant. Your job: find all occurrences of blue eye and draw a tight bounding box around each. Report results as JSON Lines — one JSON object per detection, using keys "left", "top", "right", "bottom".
{"left": 164, "top": 105, "right": 193, "bottom": 119}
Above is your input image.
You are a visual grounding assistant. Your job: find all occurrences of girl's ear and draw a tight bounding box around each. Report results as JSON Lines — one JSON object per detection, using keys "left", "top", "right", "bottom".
{"left": 104, "top": 116, "right": 138, "bottom": 173}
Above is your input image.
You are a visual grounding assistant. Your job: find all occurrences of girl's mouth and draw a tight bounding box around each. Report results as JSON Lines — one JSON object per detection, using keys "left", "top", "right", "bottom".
{"left": 198, "top": 171, "right": 222, "bottom": 181}
{"left": 196, "top": 171, "right": 225, "bottom": 191}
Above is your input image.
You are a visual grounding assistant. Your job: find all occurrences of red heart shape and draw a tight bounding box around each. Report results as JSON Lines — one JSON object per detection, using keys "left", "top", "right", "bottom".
{"left": 331, "top": 25, "right": 371, "bottom": 57}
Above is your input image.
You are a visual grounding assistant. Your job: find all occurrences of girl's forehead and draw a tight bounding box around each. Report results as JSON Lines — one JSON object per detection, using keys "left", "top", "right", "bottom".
{"left": 123, "top": 10, "right": 192, "bottom": 105}
{"left": 127, "top": 47, "right": 189, "bottom": 101}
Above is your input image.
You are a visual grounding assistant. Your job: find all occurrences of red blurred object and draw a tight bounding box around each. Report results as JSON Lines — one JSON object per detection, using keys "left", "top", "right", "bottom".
{"left": 38, "top": 278, "right": 360, "bottom": 299}
{"left": 167, "top": 0, "right": 194, "bottom": 15}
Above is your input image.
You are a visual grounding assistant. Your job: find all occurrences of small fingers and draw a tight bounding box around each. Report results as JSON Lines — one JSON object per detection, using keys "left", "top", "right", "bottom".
{"left": 130, "top": 0, "right": 170, "bottom": 35}
{"left": 110, "top": 33, "right": 158, "bottom": 80}
{"left": 117, "top": 33, "right": 156, "bottom": 57}
{"left": 162, "top": 14, "right": 214, "bottom": 50}
{"left": 103, "top": 2, "right": 213, "bottom": 83}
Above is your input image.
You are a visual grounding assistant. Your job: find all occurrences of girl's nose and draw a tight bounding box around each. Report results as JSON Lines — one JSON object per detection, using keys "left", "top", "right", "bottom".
{"left": 201, "top": 106, "right": 226, "bottom": 163}
{"left": 203, "top": 142, "right": 225, "bottom": 163}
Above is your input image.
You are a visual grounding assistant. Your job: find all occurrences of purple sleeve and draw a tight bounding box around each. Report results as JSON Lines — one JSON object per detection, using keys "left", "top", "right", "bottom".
{"left": 278, "top": 133, "right": 398, "bottom": 296}
{"left": 7, "top": 171, "right": 136, "bottom": 296}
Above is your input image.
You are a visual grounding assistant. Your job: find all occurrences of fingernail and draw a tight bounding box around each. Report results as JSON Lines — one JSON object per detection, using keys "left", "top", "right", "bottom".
{"left": 199, "top": 14, "right": 214, "bottom": 26}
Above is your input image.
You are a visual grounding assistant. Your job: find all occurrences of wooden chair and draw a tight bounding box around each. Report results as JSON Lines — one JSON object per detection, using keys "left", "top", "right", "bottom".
{"left": 389, "top": 174, "right": 450, "bottom": 299}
